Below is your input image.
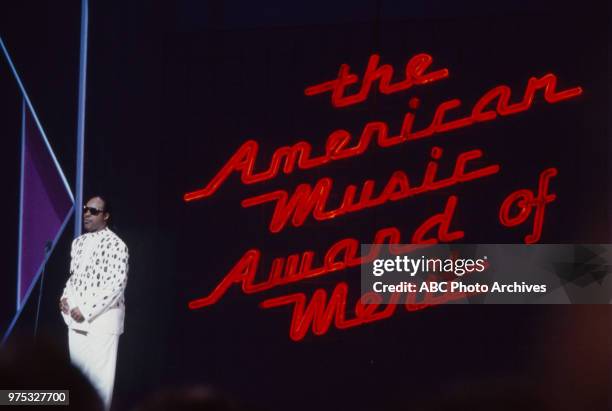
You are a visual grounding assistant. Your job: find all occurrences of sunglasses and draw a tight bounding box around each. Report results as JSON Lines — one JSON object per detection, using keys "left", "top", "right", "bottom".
{"left": 83, "top": 206, "right": 105, "bottom": 216}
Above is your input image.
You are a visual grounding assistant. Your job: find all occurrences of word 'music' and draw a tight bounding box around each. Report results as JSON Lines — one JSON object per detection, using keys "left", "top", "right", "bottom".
{"left": 241, "top": 147, "right": 499, "bottom": 233}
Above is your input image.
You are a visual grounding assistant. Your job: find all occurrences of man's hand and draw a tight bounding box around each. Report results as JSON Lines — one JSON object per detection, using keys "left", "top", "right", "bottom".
{"left": 59, "top": 298, "right": 69, "bottom": 314}
{"left": 70, "top": 307, "right": 85, "bottom": 323}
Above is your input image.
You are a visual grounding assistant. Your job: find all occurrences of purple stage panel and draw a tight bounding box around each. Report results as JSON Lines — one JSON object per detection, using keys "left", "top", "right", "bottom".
{"left": 18, "top": 103, "right": 73, "bottom": 307}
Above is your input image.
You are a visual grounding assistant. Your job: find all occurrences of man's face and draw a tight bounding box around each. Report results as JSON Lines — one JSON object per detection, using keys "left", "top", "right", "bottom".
{"left": 83, "top": 197, "right": 108, "bottom": 232}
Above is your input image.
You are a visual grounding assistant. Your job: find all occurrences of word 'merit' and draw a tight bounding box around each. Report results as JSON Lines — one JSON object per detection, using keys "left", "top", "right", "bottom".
{"left": 184, "top": 73, "right": 581, "bottom": 202}
{"left": 260, "top": 281, "right": 471, "bottom": 341}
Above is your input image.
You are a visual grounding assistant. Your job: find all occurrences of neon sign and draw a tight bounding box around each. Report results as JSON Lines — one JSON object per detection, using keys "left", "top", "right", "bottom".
{"left": 184, "top": 52, "right": 582, "bottom": 341}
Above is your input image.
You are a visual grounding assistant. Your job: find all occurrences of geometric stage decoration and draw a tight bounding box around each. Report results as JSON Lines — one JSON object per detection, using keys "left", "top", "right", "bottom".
{"left": 1, "top": 36, "right": 74, "bottom": 345}
{"left": 18, "top": 101, "right": 74, "bottom": 308}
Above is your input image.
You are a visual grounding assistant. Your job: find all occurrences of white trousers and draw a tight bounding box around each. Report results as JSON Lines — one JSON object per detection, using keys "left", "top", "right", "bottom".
{"left": 68, "top": 329, "right": 119, "bottom": 410}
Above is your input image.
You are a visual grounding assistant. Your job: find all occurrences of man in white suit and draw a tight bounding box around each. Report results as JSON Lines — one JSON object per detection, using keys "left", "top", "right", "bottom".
{"left": 59, "top": 196, "right": 128, "bottom": 410}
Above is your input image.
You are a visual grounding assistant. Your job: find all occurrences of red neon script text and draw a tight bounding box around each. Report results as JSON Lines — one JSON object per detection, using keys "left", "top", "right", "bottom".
{"left": 184, "top": 73, "right": 581, "bottom": 202}
{"left": 304, "top": 53, "right": 449, "bottom": 108}
{"left": 189, "top": 195, "right": 462, "bottom": 309}
{"left": 242, "top": 147, "right": 499, "bottom": 233}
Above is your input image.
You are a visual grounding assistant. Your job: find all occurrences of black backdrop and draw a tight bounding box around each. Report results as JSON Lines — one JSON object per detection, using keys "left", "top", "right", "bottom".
{"left": 1, "top": 1, "right": 610, "bottom": 410}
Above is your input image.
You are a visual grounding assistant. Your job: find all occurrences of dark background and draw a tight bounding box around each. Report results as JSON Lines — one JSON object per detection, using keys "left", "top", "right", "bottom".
{"left": 1, "top": 1, "right": 610, "bottom": 410}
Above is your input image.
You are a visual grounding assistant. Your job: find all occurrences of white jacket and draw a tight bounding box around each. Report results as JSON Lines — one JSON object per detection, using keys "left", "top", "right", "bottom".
{"left": 61, "top": 227, "right": 128, "bottom": 335}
